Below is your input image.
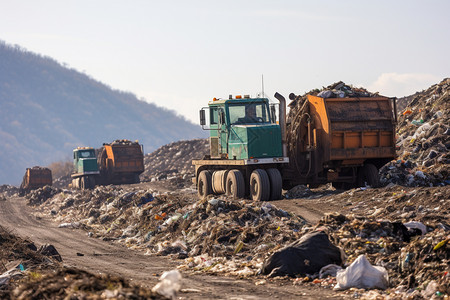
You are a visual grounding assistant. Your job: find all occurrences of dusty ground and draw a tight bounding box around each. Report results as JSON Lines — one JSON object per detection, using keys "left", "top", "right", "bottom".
{"left": 1, "top": 178, "right": 448, "bottom": 299}
{"left": 0, "top": 188, "right": 355, "bottom": 299}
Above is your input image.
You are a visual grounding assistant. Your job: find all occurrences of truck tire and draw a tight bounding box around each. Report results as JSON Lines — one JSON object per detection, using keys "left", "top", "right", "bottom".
{"left": 88, "top": 176, "right": 96, "bottom": 189}
{"left": 80, "top": 177, "right": 86, "bottom": 189}
{"left": 267, "top": 168, "right": 282, "bottom": 200}
{"left": 212, "top": 170, "right": 228, "bottom": 194}
{"left": 226, "top": 169, "right": 245, "bottom": 199}
{"left": 250, "top": 169, "right": 270, "bottom": 201}
{"left": 198, "top": 170, "right": 212, "bottom": 199}
{"left": 358, "top": 163, "right": 380, "bottom": 188}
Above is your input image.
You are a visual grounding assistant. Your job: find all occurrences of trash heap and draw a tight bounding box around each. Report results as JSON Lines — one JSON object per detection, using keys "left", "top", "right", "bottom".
{"left": 32, "top": 185, "right": 307, "bottom": 276}
{"left": 0, "top": 223, "right": 167, "bottom": 299}
{"left": 0, "top": 185, "right": 19, "bottom": 198}
{"left": 25, "top": 185, "right": 61, "bottom": 206}
{"left": 28, "top": 182, "right": 449, "bottom": 298}
{"left": 380, "top": 78, "right": 449, "bottom": 187}
{"left": 141, "top": 139, "right": 208, "bottom": 182}
{"left": 287, "top": 81, "right": 379, "bottom": 110}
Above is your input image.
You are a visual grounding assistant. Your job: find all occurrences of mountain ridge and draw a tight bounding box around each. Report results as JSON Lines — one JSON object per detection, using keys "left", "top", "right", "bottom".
{"left": 0, "top": 41, "right": 205, "bottom": 185}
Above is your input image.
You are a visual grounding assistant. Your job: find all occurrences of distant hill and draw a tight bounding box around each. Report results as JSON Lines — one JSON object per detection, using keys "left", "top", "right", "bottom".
{"left": 0, "top": 41, "right": 205, "bottom": 185}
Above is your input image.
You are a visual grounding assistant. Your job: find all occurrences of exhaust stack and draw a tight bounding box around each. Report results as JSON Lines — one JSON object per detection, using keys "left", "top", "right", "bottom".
{"left": 274, "top": 92, "right": 287, "bottom": 158}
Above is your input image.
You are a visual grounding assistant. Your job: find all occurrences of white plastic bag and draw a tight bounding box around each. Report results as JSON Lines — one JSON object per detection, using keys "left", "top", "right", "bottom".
{"left": 404, "top": 221, "right": 427, "bottom": 235}
{"left": 152, "top": 270, "right": 182, "bottom": 299}
{"left": 334, "top": 255, "right": 389, "bottom": 290}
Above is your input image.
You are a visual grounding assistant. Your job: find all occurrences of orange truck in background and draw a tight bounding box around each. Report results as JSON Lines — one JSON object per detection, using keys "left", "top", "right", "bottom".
{"left": 96, "top": 139, "right": 145, "bottom": 185}
{"left": 19, "top": 166, "right": 52, "bottom": 194}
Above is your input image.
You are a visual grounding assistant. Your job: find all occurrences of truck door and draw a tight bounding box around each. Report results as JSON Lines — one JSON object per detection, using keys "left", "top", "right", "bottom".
{"left": 218, "top": 108, "right": 228, "bottom": 156}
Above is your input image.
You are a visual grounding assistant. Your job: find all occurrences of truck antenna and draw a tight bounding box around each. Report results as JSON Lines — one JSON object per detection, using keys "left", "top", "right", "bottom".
{"left": 261, "top": 74, "right": 264, "bottom": 98}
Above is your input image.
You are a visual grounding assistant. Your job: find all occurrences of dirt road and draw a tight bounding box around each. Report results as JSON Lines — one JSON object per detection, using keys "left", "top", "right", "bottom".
{"left": 0, "top": 196, "right": 345, "bottom": 299}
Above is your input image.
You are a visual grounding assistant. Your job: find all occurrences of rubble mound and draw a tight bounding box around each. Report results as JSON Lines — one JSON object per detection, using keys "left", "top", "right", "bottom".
{"left": 0, "top": 224, "right": 163, "bottom": 299}
{"left": 0, "top": 185, "right": 19, "bottom": 198}
{"left": 12, "top": 267, "right": 163, "bottom": 300}
{"left": 28, "top": 180, "right": 449, "bottom": 298}
{"left": 25, "top": 186, "right": 61, "bottom": 205}
{"left": 381, "top": 78, "right": 449, "bottom": 186}
{"left": 0, "top": 225, "right": 57, "bottom": 268}
{"left": 33, "top": 186, "right": 306, "bottom": 262}
{"left": 141, "top": 139, "right": 208, "bottom": 181}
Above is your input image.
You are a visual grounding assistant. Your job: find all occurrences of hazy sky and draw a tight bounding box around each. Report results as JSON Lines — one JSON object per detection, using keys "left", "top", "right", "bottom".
{"left": 1, "top": 0, "right": 449, "bottom": 123}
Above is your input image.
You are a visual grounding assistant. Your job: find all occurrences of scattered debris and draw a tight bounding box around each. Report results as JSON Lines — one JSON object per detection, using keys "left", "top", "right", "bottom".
{"left": 152, "top": 270, "right": 182, "bottom": 300}
{"left": 334, "top": 255, "right": 389, "bottom": 290}
{"left": 380, "top": 78, "right": 449, "bottom": 187}
{"left": 141, "top": 139, "right": 208, "bottom": 183}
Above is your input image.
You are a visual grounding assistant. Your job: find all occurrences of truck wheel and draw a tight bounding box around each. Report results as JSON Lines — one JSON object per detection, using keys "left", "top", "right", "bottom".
{"left": 212, "top": 170, "right": 228, "bottom": 194}
{"left": 267, "top": 168, "right": 282, "bottom": 200}
{"left": 250, "top": 169, "right": 270, "bottom": 201}
{"left": 88, "top": 176, "right": 96, "bottom": 189}
{"left": 198, "top": 170, "right": 212, "bottom": 199}
{"left": 358, "top": 164, "right": 380, "bottom": 188}
{"left": 226, "top": 169, "right": 245, "bottom": 199}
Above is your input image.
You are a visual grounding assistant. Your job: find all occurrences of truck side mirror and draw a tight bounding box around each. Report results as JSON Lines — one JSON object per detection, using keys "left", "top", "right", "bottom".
{"left": 200, "top": 109, "right": 206, "bottom": 126}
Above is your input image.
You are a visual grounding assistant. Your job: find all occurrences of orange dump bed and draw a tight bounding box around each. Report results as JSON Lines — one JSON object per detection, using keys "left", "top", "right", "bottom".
{"left": 307, "top": 95, "right": 396, "bottom": 164}
{"left": 21, "top": 167, "right": 52, "bottom": 190}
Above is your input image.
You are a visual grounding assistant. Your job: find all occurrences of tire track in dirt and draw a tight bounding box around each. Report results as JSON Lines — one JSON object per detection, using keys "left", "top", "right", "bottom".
{"left": 0, "top": 196, "right": 346, "bottom": 299}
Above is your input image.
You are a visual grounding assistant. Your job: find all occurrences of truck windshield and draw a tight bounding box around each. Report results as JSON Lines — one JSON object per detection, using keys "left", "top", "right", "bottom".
{"left": 80, "top": 150, "right": 95, "bottom": 158}
{"left": 228, "top": 102, "right": 270, "bottom": 125}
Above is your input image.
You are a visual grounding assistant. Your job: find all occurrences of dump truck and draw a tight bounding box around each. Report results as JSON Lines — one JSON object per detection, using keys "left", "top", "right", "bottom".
{"left": 193, "top": 91, "right": 397, "bottom": 200}
{"left": 71, "top": 140, "right": 144, "bottom": 189}
{"left": 19, "top": 166, "right": 52, "bottom": 195}
{"left": 96, "top": 139, "right": 144, "bottom": 185}
{"left": 71, "top": 147, "right": 99, "bottom": 189}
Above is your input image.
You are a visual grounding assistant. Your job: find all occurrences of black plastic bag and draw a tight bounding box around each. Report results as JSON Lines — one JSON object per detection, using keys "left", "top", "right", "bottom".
{"left": 261, "top": 231, "right": 342, "bottom": 277}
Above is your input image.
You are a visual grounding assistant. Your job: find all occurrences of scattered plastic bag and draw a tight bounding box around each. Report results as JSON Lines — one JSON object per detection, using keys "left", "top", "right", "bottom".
{"left": 319, "top": 264, "right": 342, "bottom": 278}
{"left": 58, "top": 222, "right": 81, "bottom": 228}
{"left": 152, "top": 270, "right": 182, "bottom": 299}
{"left": 261, "top": 231, "right": 343, "bottom": 277}
{"left": 404, "top": 221, "right": 427, "bottom": 235}
{"left": 334, "top": 255, "right": 389, "bottom": 290}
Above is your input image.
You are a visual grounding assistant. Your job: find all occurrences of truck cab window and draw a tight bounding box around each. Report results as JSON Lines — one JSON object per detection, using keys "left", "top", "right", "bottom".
{"left": 210, "top": 107, "right": 218, "bottom": 125}
{"left": 229, "top": 103, "right": 270, "bottom": 124}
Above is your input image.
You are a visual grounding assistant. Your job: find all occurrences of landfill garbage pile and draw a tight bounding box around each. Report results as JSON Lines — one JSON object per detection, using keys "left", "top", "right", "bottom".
{"left": 52, "top": 174, "right": 72, "bottom": 189}
{"left": 285, "top": 184, "right": 449, "bottom": 298}
{"left": 25, "top": 185, "right": 62, "bottom": 206}
{"left": 0, "top": 185, "right": 19, "bottom": 198}
{"left": 32, "top": 185, "right": 308, "bottom": 277}
{"left": 29, "top": 179, "right": 450, "bottom": 297}
{"left": 141, "top": 139, "right": 208, "bottom": 182}
{"left": 380, "top": 78, "right": 449, "bottom": 187}
{"left": 0, "top": 224, "right": 165, "bottom": 299}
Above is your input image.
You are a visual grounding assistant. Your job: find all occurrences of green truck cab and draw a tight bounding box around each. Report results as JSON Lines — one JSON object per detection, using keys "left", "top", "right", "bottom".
{"left": 71, "top": 147, "right": 99, "bottom": 189}
{"left": 193, "top": 95, "right": 289, "bottom": 201}
{"left": 205, "top": 97, "right": 283, "bottom": 160}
